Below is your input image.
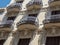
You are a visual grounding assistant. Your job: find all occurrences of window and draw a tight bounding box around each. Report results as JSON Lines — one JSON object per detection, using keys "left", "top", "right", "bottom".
{"left": 54, "top": 0, "right": 59, "bottom": 1}
{"left": 16, "top": 1, "right": 23, "bottom": 3}
{"left": 46, "top": 36, "right": 60, "bottom": 45}
{"left": 18, "top": 38, "right": 31, "bottom": 45}
{"left": 7, "top": 16, "right": 16, "bottom": 20}
{"left": 0, "top": 40, "right": 5, "bottom": 45}
{"left": 51, "top": 10, "right": 60, "bottom": 15}
{"left": 28, "top": 14, "right": 37, "bottom": 17}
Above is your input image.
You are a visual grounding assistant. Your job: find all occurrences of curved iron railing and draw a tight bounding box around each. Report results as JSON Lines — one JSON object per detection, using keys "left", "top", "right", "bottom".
{"left": 26, "top": 0, "right": 41, "bottom": 8}
{"left": 44, "top": 15, "right": 60, "bottom": 24}
{"left": 17, "top": 16, "right": 39, "bottom": 27}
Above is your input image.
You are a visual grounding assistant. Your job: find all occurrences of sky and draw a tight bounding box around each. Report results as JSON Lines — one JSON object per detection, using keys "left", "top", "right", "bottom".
{"left": 0, "top": 0, "right": 11, "bottom": 8}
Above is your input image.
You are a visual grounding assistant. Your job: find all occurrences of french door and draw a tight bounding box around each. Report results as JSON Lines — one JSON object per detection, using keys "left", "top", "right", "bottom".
{"left": 18, "top": 38, "right": 30, "bottom": 45}
{"left": 0, "top": 40, "right": 5, "bottom": 45}
{"left": 46, "top": 36, "right": 60, "bottom": 45}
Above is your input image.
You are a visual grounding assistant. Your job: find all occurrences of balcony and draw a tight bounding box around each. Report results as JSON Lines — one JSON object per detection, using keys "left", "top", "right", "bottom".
{"left": 44, "top": 15, "right": 60, "bottom": 29}
{"left": 0, "top": 9, "right": 4, "bottom": 15}
{"left": 0, "top": 20, "right": 13, "bottom": 31}
{"left": 26, "top": 0, "right": 42, "bottom": 10}
{"left": 17, "top": 16, "right": 39, "bottom": 30}
{"left": 7, "top": 3, "right": 21, "bottom": 11}
{"left": 6, "top": 3, "right": 21, "bottom": 16}
{"left": 27, "top": 9, "right": 40, "bottom": 14}
{"left": 6, "top": 11, "right": 19, "bottom": 17}
{"left": 49, "top": 0, "right": 60, "bottom": 7}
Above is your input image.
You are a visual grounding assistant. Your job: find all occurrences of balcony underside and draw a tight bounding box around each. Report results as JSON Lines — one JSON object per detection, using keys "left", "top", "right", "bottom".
{"left": 27, "top": 5, "right": 41, "bottom": 10}
{"left": 50, "top": 1, "right": 60, "bottom": 7}
{"left": 0, "top": 25, "right": 11, "bottom": 31}
{"left": 7, "top": 4, "right": 20, "bottom": 13}
{"left": 6, "top": 10, "right": 19, "bottom": 16}
{"left": 18, "top": 21, "right": 38, "bottom": 30}
{"left": 44, "top": 23, "right": 60, "bottom": 29}
{"left": 7, "top": 8, "right": 20, "bottom": 12}
{"left": 0, "top": 27, "right": 11, "bottom": 31}
{"left": 44, "top": 19, "right": 60, "bottom": 29}
{"left": 18, "top": 24, "right": 38, "bottom": 30}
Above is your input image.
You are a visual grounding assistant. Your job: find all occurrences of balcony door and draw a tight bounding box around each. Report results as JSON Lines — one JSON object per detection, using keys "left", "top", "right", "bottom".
{"left": 46, "top": 36, "right": 60, "bottom": 45}
{"left": 0, "top": 40, "right": 5, "bottom": 45}
{"left": 18, "top": 38, "right": 30, "bottom": 45}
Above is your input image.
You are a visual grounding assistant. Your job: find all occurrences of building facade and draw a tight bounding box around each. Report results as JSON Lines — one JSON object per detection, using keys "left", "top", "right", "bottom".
{"left": 0, "top": 0, "right": 60, "bottom": 45}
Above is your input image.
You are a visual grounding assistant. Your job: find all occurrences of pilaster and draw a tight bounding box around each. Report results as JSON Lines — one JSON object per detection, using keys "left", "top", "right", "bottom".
{"left": 37, "top": 8, "right": 48, "bottom": 30}
{"left": 39, "top": 30, "right": 47, "bottom": 45}
{"left": 3, "top": 23, "right": 19, "bottom": 45}
{"left": 29, "top": 30, "right": 40, "bottom": 45}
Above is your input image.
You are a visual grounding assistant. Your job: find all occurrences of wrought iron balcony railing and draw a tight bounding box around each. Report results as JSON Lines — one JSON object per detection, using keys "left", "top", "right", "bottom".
{"left": 27, "top": 1, "right": 41, "bottom": 6}
{"left": 0, "top": 20, "right": 13, "bottom": 28}
{"left": 7, "top": 3, "right": 21, "bottom": 11}
{"left": 44, "top": 15, "right": 60, "bottom": 24}
{"left": 49, "top": 0, "right": 60, "bottom": 3}
{"left": 18, "top": 16, "right": 39, "bottom": 26}
{"left": 44, "top": 18, "right": 60, "bottom": 24}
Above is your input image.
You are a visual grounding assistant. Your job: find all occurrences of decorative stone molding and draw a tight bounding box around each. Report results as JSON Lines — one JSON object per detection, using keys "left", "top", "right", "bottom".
{"left": 50, "top": 6, "right": 60, "bottom": 11}
{"left": 0, "top": 31, "right": 10, "bottom": 39}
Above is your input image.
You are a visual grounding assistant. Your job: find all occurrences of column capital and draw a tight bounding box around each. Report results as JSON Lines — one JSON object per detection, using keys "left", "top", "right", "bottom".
{"left": 9, "top": 31, "right": 20, "bottom": 37}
